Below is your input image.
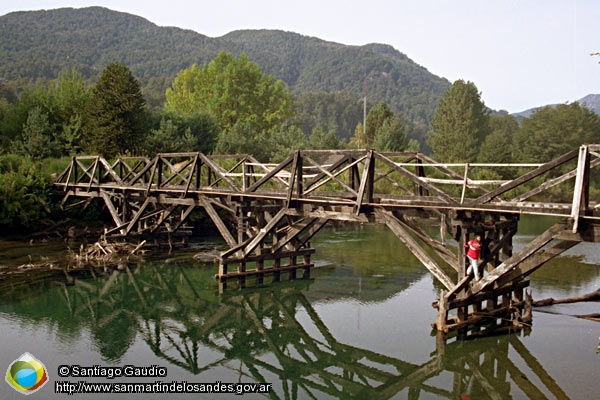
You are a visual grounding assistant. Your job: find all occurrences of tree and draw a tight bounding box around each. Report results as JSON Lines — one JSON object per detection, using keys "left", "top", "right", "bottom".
{"left": 11, "top": 106, "right": 57, "bottom": 159}
{"left": 478, "top": 114, "right": 518, "bottom": 164}
{"left": 428, "top": 80, "right": 490, "bottom": 162}
{"left": 308, "top": 125, "right": 340, "bottom": 150}
{"left": 165, "top": 52, "right": 295, "bottom": 136}
{"left": 144, "top": 111, "right": 217, "bottom": 155}
{"left": 82, "top": 62, "right": 147, "bottom": 157}
{"left": 50, "top": 68, "right": 90, "bottom": 155}
{"left": 349, "top": 102, "right": 407, "bottom": 151}
{"left": 293, "top": 91, "right": 364, "bottom": 143}
{"left": 512, "top": 102, "right": 600, "bottom": 162}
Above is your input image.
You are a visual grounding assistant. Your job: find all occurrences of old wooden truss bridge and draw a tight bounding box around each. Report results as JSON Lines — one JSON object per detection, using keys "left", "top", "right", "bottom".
{"left": 54, "top": 144, "right": 600, "bottom": 337}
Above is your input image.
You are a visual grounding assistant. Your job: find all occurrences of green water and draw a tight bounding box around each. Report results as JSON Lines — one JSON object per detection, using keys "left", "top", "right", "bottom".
{"left": 0, "top": 218, "right": 599, "bottom": 399}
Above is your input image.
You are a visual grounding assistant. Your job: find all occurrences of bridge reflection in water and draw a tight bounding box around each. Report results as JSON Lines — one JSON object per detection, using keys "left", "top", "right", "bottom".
{"left": 25, "top": 263, "right": 568, "bottom": 400}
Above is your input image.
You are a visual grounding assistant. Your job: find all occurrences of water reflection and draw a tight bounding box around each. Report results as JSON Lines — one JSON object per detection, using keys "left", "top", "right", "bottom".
{"left": 0, "top": 261, "right": 572, "bottom": 399}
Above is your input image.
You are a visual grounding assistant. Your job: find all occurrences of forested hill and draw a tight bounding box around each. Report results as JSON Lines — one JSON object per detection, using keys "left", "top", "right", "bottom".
{"left": 0, "top": 6, "right": 449, "bottom": 125}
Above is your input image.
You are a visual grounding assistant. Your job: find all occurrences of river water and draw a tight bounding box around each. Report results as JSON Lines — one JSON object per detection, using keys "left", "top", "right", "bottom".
{"left": 0, "top": 216, "right": 598, "bottom": 399}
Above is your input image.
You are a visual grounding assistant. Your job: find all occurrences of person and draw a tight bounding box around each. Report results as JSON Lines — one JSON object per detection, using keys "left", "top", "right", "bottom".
{"left": 465, "top": 234, "right": 482, "bottom": 281}
{"left": 481, "top": 218, "right": 496, "bottom": 261}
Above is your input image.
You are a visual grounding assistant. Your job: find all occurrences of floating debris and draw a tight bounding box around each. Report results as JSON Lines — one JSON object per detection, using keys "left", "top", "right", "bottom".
{"left": 68, "top": 239, "right": 147, "bottom": 268}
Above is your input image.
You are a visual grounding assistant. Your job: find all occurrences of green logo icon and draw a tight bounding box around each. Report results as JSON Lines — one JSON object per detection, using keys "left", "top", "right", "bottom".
{"left": 5, "top": 353, "right": 49, "bottom": 395}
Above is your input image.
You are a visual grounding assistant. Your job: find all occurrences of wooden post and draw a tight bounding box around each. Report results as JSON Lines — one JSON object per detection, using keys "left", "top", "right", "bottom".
{"left": 303, "top": 252, "right": 311, "bottom": 279}
{"left": 415, "top": 158, "right": 426, "bottom": 196}
{"left": 435, "top": 290, "right": 449, "bottom": 333}
{"left": 571, "top": 145, "right": 589, "bottom": 233}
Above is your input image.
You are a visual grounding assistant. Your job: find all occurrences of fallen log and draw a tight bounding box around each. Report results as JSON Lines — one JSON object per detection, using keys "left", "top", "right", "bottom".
{"left": 533, "top": 288, "right": 600, "bottom": 307}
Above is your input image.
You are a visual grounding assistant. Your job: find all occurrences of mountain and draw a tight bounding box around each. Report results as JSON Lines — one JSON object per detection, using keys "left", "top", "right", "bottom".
{"left": 0, "top": 7, "right": 449, "bottom": 126}
{"left": 511, "top": 94, "right": 600, "bottom": 119}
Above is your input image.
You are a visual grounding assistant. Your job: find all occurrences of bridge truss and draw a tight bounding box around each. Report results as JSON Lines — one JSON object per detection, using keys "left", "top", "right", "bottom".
{"left": 54, "top": 145, "right": 600, "bottom": 337}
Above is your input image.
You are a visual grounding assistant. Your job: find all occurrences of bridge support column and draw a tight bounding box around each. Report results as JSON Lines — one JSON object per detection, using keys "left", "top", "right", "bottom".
{"left": 216, "top": 206, "right": 327, "bottom": 291}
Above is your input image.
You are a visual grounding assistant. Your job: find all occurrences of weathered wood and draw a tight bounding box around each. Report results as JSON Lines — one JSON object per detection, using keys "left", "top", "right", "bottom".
{"left": 494, "top": 239, "right": 579, "bottom": 288}
{"left": 375, "top": 152, "right": 455, "bottom": 203}
{"left": 470, "top": 221, "right": 568, "bottom": 294}
{"left": 533, "top": 288, "right": 600, "bottom": 307}
{"left": 380, "top": 210, "right": 455, "bottom": 290}
{"left": 474, "top": 148, "right": 579, "bottom": 204}
{"left": 200, "top": 197, "right": 237, "bottom": 247}
{"left": 571, "top": 145, "right": 590, "bottom": 232}
{"left": 354, "top": 150, "right": 375, "bottom": 214}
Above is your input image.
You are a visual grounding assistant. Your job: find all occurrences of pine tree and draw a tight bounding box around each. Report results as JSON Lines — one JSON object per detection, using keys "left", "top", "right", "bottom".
{"left": 82, "top": 62, "right": 146, "bottom": 157}
{"left": 427, "top": 80, "right": 489, "bottom": 162}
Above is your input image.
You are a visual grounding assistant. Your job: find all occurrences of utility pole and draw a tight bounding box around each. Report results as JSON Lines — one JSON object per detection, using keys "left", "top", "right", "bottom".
{"left": 363, "top": 79, "right": 367, "bottom": 148}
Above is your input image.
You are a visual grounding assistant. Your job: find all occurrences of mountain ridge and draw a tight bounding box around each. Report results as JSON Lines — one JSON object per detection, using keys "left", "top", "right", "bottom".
{"left": 511, "top": 94, "right": 600, "bottom": 118}
{"left": 0, "top": 6, "right": 448, "bottom": 125}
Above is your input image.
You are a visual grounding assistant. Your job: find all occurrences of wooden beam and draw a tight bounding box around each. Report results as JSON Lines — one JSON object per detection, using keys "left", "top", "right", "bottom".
{"left": 304, "top": 155, "right": 357, "bottom": 195}
{"left": 494, "top": 239, "right": 579, "bottom": 288}
{"left": 100, "top": 191, "right": 123, "bottom": 228}
{"left": 471, "top": 221, "right": 568, "bottom": 293}
{"left": 124, "top": 197, "right": 151, "bottom": 235}
{"left": 571, "top": 145, "right": 589, "bottom": 233}
{"left": 474, "top": 148, "right": 579, "bottom": 204}
{"left": 512, "top": 154, "right": 600, "bottom": 202}
{"left": 355, "top": 150, "right": 375, "bottom": 214}
{"left": 246, "top": 154, "right": 294, "bottom": 192}
{"left": 375, "top": 152, "right": 455, "bottom": 203}
{"left": 200, "top": 196, "right": 237, "bottom": 247}
{"left": 380, "top": 210, "right": 455, "bottom": 290}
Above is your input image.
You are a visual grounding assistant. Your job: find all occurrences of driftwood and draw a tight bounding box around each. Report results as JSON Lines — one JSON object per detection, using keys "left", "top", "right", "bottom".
{"left": 533, "top": 288, "right": 600, "bottom": 307}
{"left": 68, "top": 240, "right": 146, "bottom": 268}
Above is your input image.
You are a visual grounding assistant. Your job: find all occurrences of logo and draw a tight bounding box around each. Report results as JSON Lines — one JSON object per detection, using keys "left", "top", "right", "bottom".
{"left": 5, "top": 353, "right": 49, "bottom": 395}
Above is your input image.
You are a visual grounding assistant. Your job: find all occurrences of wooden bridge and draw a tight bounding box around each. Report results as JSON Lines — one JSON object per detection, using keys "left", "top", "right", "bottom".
{"left": 54, "top": 144, "right": 600, "bottom": 337}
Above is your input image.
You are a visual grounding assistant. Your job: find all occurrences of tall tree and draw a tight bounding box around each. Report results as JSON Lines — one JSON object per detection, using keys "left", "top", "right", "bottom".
{"left": 82, "top": 62, "right": 146, "bottom": 157}
{"left": 165, "top": 52, "right": 295, "bottom": 136}
{"left": 427, "top": 80, "right": 490, "bottom": 162}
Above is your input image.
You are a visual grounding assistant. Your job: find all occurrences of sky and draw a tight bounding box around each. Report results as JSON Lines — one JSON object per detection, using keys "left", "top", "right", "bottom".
{"left": 1, "top": 0, "right": 599, "bottom": 113}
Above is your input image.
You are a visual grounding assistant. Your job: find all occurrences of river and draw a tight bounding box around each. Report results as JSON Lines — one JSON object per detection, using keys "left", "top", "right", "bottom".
{"left": 0, "top": 216, "right": 598, "bottom": 399}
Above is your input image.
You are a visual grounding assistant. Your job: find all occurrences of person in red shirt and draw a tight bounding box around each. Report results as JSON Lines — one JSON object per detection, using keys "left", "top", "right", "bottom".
{"left": 466, "top": 234, "right": 482, "bottom": 280}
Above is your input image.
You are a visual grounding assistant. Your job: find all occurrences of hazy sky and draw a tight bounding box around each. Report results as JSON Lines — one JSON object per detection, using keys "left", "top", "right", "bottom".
{"left": 1, "top": 0, "right": 599, "bottom": 113}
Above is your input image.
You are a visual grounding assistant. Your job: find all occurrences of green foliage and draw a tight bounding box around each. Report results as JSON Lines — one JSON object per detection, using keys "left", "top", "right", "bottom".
{"left": 512, "top": 102, "right": 600, "bottom": 162}
{"left": 82, "top": 62, "right": 147, "bottom": 157}
{"left": 428, "top": 80, "right": 490, "bottom": 162}
{"left": 477, "top": 114, "right": 519, "bottom": 178}
{"left": 10, "top": 106, "right": 57, "bottom": 159}
{"left": 214, "top": 121, "right": 267, "bottom": 159}
{"left": 267, "top": 126, "right": 308, "bottom": 162}
{"left": 374, "top": 117, "right": 407, "bottom": 152}
{"left": 308, "top": 125, "right": 341, "bottom": 150}
{"left": 166, "top": 52, "right": 295, "bottom": 136}
{"left": 144, "top": 111, "right": 217, "bottom": 154}
{"left": 0, "top": 8, "right": 448, "bottom": 129}
{"left": 214, "top": 122, "right": 307, "bottom": 162}
{"left": 350, "top": 102, "right": 407, "bottom": 151}
{"left": 293, "top": 91, "right": 364, "bottom": 143}
{"left": 0, "top": 154, "right": 53, "bottom": 230}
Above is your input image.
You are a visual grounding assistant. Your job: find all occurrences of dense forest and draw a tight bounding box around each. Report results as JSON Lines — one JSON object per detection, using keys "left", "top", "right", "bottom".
{"left": 0, "top": 7, "right": 449, "bottom": 128}
{"left": 1, "top": 7, "right": 599, "bottom": 234}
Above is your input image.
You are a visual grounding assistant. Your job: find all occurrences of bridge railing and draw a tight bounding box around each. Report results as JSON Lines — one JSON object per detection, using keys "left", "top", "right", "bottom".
{"left": 54, "top": 145, "right": 600, "bottom": 221}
